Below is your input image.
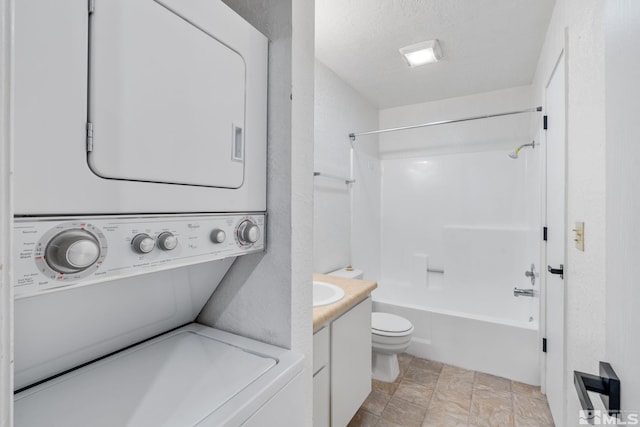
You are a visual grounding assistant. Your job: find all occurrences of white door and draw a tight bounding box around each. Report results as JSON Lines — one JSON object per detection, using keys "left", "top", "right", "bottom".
{"left": 605, "top": 0, "right": 640, "bottom": 420}
{"left": 544, "top": 53, "right": 566, "bottom": 424}
{"left": 89, "top": 0, "right": 246, "bottom": 188}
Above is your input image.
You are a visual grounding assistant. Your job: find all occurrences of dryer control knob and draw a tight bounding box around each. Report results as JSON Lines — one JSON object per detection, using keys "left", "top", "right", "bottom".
{"left": 210, "top": 229, "right": 226, "bottom": 244}
{"left": 45, "top": 230, "right": 101, "bottom": 274}
{"left": 131, "top": 233, "right": 155, "bottom": 254}
{"left": 157, "top": 232, "right": 178, "bottom": 251}
{"left": 237, "top": 220, "right": 260, "bottom": 245}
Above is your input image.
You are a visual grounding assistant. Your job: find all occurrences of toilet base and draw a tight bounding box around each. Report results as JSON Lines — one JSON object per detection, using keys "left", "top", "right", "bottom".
{"left": 372, "top": 352, "right": 400, "bottom": 383}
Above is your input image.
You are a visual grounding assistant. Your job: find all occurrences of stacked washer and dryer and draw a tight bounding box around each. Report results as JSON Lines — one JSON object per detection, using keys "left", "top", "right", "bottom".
{"left": 12, "top": 0, "right": 303, "bottom": 425}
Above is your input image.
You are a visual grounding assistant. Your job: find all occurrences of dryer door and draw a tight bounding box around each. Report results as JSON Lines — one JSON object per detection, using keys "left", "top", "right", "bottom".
{"left": 88, "top": 0, "right": 246, "bottom": 188}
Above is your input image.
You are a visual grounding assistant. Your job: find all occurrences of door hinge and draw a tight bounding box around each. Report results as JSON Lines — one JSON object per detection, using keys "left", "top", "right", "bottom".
{"left": 86, "top": 122, "right": 94, "bottom": 152}
{"left": 542, "top": 338, "right": 547, "bottom": 353}
{"left": 543, "top": 226, "right": 548, "bottom": 241}
{"left": 88, "top": 0, "right": 95, "bottom": 14}
{"left": 543, "top": 115, "right": 548, "bottom": 130}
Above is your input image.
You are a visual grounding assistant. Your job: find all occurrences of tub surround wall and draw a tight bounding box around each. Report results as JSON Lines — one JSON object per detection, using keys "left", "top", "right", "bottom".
{"left": 378, "top": 150, "right": 539, "bottom": 323}
{"left": 314, "top": 60, "right": 380, "bottom": 277}
{"left": 378, "top": 88, "right": 541, "bottom": 293}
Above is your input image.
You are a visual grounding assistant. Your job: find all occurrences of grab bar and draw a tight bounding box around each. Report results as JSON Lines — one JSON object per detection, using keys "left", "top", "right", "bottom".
{"left": 513, "top": 288, "right": 534, "bottom": 297}
{"left": 313, "top": 171, "right": 355, "bottom": 185}
{"left": 427, "top": 268, "right": 444, "bottom": 274}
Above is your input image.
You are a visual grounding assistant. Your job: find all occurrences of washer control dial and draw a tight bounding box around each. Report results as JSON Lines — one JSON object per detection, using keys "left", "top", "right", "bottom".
{"left": 157, "top": 232, "right": 178, "bottom": 251}
{"left": 210, "top": 229, "right": 226, "bottom": 244}
{"left": 131, "top": 233, "right": 155, "bottom": 254}
{"left": 45, "top": 230, "right": 101, "bottom": 274}
{"left": 237, "top": 220, "right": 260, "bottom": 245}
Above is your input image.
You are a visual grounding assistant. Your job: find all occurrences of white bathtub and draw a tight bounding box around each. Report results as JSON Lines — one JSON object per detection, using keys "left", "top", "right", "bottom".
{"left": 372, "top": 273, "right": 540, "bottom": 385}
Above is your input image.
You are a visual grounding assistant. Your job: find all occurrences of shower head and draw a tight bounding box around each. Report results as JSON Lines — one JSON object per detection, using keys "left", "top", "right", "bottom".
{"left": 508, "top": 141, "right": 536, "bottom": 159}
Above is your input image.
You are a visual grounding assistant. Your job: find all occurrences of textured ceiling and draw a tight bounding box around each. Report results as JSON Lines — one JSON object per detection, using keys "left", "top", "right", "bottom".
{"left": 316, "top": 0, "right": 555, "bottom": 108}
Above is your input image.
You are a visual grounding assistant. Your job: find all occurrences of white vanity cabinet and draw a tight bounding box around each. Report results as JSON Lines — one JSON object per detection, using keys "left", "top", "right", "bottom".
{"left": 313, "top": 296, "right": 372, "bottom": 427}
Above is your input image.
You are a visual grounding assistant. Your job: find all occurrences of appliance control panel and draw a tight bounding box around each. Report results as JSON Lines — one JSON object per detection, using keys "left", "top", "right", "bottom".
{"left": 14, "top": 213, "right": 265, "bottom": 298}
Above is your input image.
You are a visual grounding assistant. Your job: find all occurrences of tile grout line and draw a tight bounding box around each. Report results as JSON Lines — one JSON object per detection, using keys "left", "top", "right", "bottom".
{"left": 466, "top": 371, "right": 476, "bottom": 425}
{"left": 511, "top": 385, "right": 517, "bottom": 427}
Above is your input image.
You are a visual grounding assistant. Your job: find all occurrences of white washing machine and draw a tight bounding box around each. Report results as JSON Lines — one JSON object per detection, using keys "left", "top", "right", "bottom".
{"left": 12, "top": 0, "right": 305, "bottom": 425}
{"left": 15, "top": 324, "right": 304, "bottom": 427}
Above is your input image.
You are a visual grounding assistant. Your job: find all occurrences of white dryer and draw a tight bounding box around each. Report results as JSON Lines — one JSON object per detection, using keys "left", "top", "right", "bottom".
{"left": 14, "top": 0, "right": 267, "bottom": 215}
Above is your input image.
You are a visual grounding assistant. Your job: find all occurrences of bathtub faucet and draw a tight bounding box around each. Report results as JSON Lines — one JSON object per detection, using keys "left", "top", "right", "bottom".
{"left": 513, "top": 287, "right": 534, "bottom": 297}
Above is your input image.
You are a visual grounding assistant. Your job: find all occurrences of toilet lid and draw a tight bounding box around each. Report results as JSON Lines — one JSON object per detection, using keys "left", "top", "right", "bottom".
{"left": 372, "top": 312, "right": 413, "bottom": 336}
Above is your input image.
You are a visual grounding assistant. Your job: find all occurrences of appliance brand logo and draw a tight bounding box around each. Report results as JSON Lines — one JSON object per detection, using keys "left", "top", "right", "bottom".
{"left": 579, "top": 410, "right": 639, "bottom": 425}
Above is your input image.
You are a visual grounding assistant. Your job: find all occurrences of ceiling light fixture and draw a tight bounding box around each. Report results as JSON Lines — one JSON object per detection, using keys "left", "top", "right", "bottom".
{"left": 399, "top": 39, "right": 442, "bottom": 67}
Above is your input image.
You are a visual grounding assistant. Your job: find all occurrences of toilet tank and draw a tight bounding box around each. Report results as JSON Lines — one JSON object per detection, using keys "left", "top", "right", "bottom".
{"left": 328, "top": 267, "right": 364, "bottom": 280}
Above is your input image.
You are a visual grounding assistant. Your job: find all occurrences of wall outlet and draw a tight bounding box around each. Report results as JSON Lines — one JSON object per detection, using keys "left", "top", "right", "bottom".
{"left": 573, "top": 221, "right": 585, "bottom": 251}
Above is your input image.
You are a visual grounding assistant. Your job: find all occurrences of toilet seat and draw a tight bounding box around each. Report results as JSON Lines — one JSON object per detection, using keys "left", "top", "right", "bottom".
{"left": 372, "top": 312, "right": 414, "bottom": 337}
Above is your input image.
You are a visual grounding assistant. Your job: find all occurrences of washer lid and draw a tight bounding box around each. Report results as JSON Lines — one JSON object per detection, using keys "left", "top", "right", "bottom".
{"left": 372, "top": 312, "right": 413, "bottom": 334}
{"left": 15, "top": 331, "right": 276, "bottom": 427}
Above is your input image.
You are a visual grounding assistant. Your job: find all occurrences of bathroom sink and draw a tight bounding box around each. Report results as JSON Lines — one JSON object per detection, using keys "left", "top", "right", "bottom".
{"left": 313, "top": 281, "right": 345, "bottom": 307}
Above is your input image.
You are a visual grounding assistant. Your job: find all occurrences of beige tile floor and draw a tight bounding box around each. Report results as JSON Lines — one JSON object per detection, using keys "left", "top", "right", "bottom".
{"left": 348, "top": 353, "right": 555, "bottom": 427}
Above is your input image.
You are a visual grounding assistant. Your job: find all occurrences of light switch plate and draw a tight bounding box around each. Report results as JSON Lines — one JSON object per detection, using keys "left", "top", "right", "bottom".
{"left": 574, "top": 221, "right": 585, "bottom": 251}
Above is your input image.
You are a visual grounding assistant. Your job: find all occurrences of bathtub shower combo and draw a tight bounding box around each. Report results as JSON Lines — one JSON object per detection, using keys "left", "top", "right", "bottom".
{"left": 349, "top": 108, "right": 543, "bottom": 385}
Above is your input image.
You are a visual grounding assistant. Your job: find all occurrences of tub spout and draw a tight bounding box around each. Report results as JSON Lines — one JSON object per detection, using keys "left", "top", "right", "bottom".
{"left": 513, "top": 287, "right": 534, "bottom": 297}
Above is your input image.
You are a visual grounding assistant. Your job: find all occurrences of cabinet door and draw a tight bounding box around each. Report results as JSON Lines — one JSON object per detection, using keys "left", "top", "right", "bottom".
{"left": 331, "top": 297, "right": 372, "bottom": 427}
{"left": 313, "top": 366, "right": 330, "bottom": 427}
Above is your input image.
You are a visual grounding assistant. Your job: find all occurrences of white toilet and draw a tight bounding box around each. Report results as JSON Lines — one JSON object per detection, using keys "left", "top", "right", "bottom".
{"left": 328, "top": 267, "right": 415, "bottom": 383}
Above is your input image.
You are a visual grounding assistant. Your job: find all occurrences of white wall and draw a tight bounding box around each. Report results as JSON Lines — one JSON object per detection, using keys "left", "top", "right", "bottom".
{"left": 605, "top": 0, "right": 640, "bottom": 415}
{"left": 198, "top": 0, "right": 314, "bottom": 424}
{"left": 351, "top": 143, "right": 382, "bottom": 282}
{"left": 0, "top": 0, "right": 14, "bottom": 423}
{"left": 531, "top": 1, "right": 607, "bottom": 425}
{"left": 313, "top": 60, "right": 379, "bottom": 277}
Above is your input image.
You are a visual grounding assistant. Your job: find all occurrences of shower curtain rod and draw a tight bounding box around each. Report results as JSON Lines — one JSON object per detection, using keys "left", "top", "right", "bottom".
{"left": 348, "top": 106, "right": 542, "bottom": 141}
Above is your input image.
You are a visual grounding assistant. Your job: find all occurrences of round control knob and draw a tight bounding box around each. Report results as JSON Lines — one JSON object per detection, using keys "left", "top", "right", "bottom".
{"left": 131, "top": 233, "right": 155, "bottom": 254}
{"left": 45, "top": 229, "right": 101, "bottom": 274}
{"left": 157, "top": 232, "right": 178, "bottom": 251}
{"left": 237, "top": 220, "right": 260, "bottom": 245}
{"left": 210, "top": 229, "right": 226, "bottom": 244}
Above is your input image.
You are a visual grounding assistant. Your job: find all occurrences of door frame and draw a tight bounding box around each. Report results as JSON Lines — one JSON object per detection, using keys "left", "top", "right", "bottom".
{"left": 0, "top": 0, "right": 15, "bottom": 423}
{"left": 540, "top": 45, "right": 568, "bottom": 423}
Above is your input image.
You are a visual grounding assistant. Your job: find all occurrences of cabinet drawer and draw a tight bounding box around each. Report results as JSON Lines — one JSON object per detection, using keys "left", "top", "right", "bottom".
{"left": 313, "top": 326, "right": 329, "bottom": 374}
